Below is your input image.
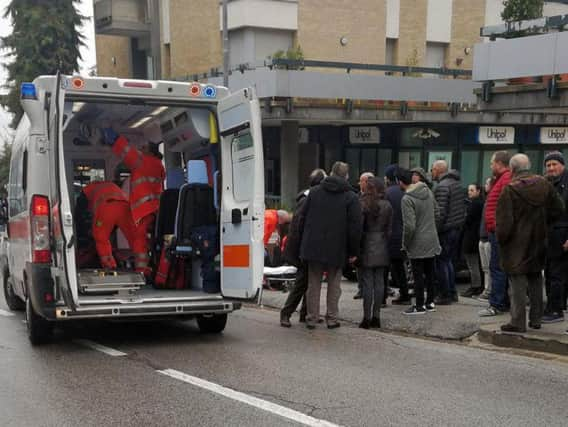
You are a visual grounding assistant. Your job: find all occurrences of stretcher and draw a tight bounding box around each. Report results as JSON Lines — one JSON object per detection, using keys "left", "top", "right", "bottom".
{"left": 263, "top": 265, "right": 297, "bottom": 291}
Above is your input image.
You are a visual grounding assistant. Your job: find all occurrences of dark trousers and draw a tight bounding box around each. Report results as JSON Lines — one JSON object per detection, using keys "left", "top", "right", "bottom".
{"left": 488, "top": 232, "right": 510, "bottom": 311}
{"left": 280, "top": 263, "right": 308, "bottom": 318}
{"left": 545, "top": 256, "right": 568, "bottom": 313}
{"left": 411, "top": 257, "right": 436, "bottom": 307}
{"left": 359, "top": 267, "right": 385, "bottom": 320}
{"left": 387, "top": 257, "right": 409, "bottom": 298}
{"left": 509, "top": 273, "right": 543, "bottom": 330}
{"left": 436, "top": 229, "right": 460, "bottom": 299}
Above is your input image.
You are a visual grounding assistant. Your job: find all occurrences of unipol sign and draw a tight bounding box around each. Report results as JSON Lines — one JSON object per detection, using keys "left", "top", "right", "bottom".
{"left": 540, "top": 127, "right": 568, "bottom": 144}
{"left": 349, "top": 127, "right": 380, "bottom": 144}
{"left": 478, "top": 126, "right": 515, "bottom": 144}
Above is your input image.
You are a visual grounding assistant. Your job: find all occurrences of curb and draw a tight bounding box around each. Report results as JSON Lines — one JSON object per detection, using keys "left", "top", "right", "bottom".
{"left": 478, "top": 325, "right": 568, "bottom": 356}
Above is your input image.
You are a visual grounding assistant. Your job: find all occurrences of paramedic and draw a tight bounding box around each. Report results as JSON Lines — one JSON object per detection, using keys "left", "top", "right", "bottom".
{"left": 78, "top": 181, "right": 147, "bottom": 270}
{"left": 102, "top": 128, "right": 166, "bottom": 274}
{"left": 264, "top": 209, "right": 292, "bottom": 246}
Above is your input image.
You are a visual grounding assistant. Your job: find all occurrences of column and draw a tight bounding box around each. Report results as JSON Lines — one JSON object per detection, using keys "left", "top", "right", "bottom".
{"left": 280, "top": 121, "right": 300, "bottom": 210}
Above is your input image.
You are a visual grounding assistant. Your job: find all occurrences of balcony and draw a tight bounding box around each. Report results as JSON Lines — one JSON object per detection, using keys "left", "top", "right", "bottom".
{"left": 220, "top": 0, "right": 298, "bottom": 31}
{"left": 94, "top": 0, "right": 151, "bottom": 37}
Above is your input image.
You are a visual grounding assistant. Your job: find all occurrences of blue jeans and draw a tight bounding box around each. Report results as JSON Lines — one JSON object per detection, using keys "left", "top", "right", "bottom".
{"left": 488, "top": 232, "right": 509, "bottom": 310}
{"left": 436, "top": 229, "right": 460, "bottom": 299}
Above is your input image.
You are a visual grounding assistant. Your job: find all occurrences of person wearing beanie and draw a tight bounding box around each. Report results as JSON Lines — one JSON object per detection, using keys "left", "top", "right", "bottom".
{"left": 398, "top": 168, "right": 441, "bottom": 315}
{"left": 543, "top": 151, "right": 568, "bottom": 326}
{"left": 384, "top": 165, "right": 411, "bottom": 305}
{"left": 411, "top": 167, "right": 433, "bottom": 188}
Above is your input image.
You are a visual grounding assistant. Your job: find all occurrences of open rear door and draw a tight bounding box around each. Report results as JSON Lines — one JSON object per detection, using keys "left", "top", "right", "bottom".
{"left": 217, "top": 88, "right": 264, "bottom": 299}
{"left": 48, "top": 75, "right": 78, "bottom": 305}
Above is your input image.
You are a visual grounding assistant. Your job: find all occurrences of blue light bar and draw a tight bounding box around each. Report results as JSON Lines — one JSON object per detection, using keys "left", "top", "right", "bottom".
{"left": 21, "top": 83, "right": 37, "bottom": 100}
{"left": 203, "top": 85, "right": 217, "bottom": 98}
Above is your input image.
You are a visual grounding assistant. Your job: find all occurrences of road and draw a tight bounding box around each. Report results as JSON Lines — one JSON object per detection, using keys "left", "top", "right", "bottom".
{"left": 0, "top": 301, "right": 567, "bottom": 427}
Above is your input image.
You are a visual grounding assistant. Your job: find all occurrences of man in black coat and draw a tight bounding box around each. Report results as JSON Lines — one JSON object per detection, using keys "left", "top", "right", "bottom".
{"left": 385, "top": 164, "right": 411, "bottom": 304}
{"left": 542, "top": 151, "right": 568, "bottom": 324}
{"left": 280, "top": 168, "right": 327, "bottom": 327}
{"left": 299, "top": 161, "right": 362, "bottom": 329}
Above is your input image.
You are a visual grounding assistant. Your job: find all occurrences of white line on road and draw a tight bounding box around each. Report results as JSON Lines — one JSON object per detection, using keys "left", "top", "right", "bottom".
{"left": 0, "top": 309, "right": 15, "bottom": 317}
{"left": 158, "top": 368, "right": 343, "bottom": 427}
{"left": 74, "top": 339, "right": 127, "bottom": 357}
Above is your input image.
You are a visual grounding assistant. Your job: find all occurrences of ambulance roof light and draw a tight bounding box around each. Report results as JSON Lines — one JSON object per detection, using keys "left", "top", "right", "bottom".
{"left": 21, "top": 83, "right": 37, "bottom": 100}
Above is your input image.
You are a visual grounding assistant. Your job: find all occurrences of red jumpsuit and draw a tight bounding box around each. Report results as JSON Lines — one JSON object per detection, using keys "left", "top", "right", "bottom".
{"left": 264, "top": 209, "right": 279, "bottom": 246}
{"left": 113, "top": 136, "right": 166, "bottom": 273}
{"left": 83, "top": 182, "right": 146, "bottom": 270}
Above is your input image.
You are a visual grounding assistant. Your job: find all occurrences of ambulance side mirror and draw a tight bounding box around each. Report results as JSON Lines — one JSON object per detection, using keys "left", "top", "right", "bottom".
{"left": 231, "top": 208, "right": 242, "bottom": 224}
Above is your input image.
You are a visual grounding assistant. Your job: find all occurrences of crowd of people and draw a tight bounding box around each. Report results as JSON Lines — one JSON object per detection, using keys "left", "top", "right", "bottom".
{"left": 276, "top": 149, "right": 568, "bottom": 335}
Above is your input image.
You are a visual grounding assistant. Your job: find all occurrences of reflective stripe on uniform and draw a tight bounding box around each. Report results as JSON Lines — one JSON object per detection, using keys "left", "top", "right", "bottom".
{"left": 131, "top": 176, "right": 162, "bottom": 188}
{"left": 132, "top": 194, "right": 160, "bottom": 210}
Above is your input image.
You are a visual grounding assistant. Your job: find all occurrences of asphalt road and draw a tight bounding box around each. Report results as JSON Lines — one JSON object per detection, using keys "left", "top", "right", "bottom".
{"left": 1, "top": 301, "right": 567, "bottom": 427}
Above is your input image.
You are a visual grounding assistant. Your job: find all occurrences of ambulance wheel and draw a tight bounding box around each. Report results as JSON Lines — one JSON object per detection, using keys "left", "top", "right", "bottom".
{"left": 26, "top": 297, "right": 53, "bottom": 345}
{"left": 3, "top": 273, "right": 24, "bottom": 311}
{"left": 197, "top": 313, "right": 227, "bottom": 334}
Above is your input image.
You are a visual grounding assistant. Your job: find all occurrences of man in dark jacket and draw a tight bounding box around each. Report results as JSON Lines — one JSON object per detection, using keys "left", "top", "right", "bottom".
{"left": 280, "top": 169, "right": 327, "bottom": 327}
{"left": 385, "top": 165, "right": 411, "bottom": 304}
{"left": 300, "top": 162, "right": 362, "bottom": 329}
{"left": 496, "top": 154, "right": 564, "bottom": 332}
{"left": 431, "top": 160, "right": 466, "bottom": 304}
{"left": 542, "top": 151, "right": 568, "bottom": 324}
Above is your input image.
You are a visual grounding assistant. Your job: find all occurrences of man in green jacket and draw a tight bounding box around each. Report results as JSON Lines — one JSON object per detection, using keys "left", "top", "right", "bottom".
{"left": 496, "top": 154, "right": 565, "bottom": 333}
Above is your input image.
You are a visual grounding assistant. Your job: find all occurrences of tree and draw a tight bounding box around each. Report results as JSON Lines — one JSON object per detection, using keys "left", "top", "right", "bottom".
{"left": 1, "top": 0, "right": 85, "bottom": 128}
{"left": 0, "top": 142, "right": 11, "bottom": 198}
{"left": 501, "top": 0, "right": 544, "bottom": 22}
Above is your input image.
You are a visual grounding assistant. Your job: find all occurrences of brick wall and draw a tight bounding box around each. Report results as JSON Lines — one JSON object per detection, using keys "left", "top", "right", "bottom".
{"left": 397, "top": 0, "right": 428, "bottom": 67}
{"left": 448, "top": 0, "right": 484, "bottom": 70}
{"left": 95, "top": 35, "right": 132, "bottom": 78}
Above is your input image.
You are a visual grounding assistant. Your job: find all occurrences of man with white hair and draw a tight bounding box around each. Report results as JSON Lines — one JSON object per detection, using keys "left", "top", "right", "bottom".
{"left": 496, "top": 154, "right": 564, "bottom": 332}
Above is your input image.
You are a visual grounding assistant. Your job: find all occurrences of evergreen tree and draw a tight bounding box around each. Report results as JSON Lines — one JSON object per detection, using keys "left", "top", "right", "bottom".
{"left": 1, "top": 0, "right": 85, "bottom": 128}
{"left": 501, "top": 0, "right": 544, "bottom": 22}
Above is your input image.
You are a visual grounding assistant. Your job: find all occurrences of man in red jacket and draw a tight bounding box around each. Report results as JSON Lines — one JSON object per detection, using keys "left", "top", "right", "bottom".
{"left": 80, "top": 181, "right": 146, "bottom": 270}
{"left": 479, "top": 150, "right": 512, "bottom": 317}
{"left": 103, "top": 128, "right": 166, "bottom": 275}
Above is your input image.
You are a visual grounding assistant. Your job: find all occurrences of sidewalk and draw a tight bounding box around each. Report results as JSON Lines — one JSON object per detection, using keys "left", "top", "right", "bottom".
{"left": 260, "top": 279, "right": 568, "bottom": 355}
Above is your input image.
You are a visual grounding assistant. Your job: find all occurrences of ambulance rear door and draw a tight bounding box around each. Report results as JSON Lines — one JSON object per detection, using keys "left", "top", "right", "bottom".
{"left": 217, "top": 88, "right": 264, "bottom": 299}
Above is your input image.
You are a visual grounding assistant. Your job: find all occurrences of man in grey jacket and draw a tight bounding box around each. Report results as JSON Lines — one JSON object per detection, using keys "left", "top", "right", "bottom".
{"left": 431, "top": 160, "right": 466, "bottom": 305}
{"left": 398, "top": 168, "right": 441, "bottom": 315}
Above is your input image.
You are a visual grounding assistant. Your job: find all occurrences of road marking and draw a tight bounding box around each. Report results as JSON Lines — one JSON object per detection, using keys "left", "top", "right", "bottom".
{"left": 0, "top": 309, "right": 15, "bottom": 317}
{"left": 74, "top": 339, "right": 127, "bottom": 357}
{"left": 158, "top": 369, "right": 342, "bottom": 427}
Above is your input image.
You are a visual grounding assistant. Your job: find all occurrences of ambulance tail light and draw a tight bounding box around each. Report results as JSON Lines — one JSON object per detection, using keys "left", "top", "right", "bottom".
{"left": 31, "top": 195, "right": 51, "bottom": 264}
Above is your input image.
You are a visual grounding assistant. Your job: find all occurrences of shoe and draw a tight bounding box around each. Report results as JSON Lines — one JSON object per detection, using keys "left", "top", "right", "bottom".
{"left": 434, "top": 296, "right": 452, "bottom": 306}
{"left": 461, "top": 287, "right": 482, "bottom": 298}
{"left": 477, "top": 293, "right": 489, "bottom": 301}
{"left": 386, "top": 287, "right": 395, "bottom": 297}
{"left": 529, "top": 322, "right": 541, "bottom": 330}
{"left": 452, "top": 294, "right": 459, "bottom": 302}
{"left": 500, "top": 323, "right": 526, "bottom": 333}
{"left": 327, "top": 322, "right": 341, "bottom": 329}
{"left": 353, "top": 292, "right": 362, "bottom": 300}
{"left": 299, "top": 314, "right": 306, "bottom": 323}
{"left": 370, "top": 317, "right": 381, "bottom": 328}
{"left": 306, "top": 323, "right": 316, "bottom": 330}
{"left": 425, "top": 302, "right": 436, "bottom": 312}
{"left": 280, "top": 314, "right": 291, "bottom": 328}
{"left": 403, "top": 305, "right": 426, "bottom": 315}
{"left": 541, "top": 312, "right": 564, "bottom": 324}
{"left": 391, "top": 297, "right": 412, "bottom": 305}
{"left": 359, "top": 319, "right": 370, "bottom": 329}
{"left": 478, "top": 306, "right": 504, "bottom": 317}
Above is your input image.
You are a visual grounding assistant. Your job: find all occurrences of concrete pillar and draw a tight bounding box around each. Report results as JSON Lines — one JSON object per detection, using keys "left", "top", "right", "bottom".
{"left": 280, "top": 121, "right": 300, "bottom": 210}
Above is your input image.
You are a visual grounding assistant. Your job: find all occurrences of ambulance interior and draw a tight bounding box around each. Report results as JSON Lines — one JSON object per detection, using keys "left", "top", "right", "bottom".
{"left": 61, "top": 100, "right": 221, "bottom": 297}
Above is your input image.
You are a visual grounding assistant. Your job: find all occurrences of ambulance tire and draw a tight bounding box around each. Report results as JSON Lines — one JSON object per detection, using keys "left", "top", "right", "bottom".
{"left": 3, "top": 273, "right": 24, "bottom": 311}
{"left": 26, "top": 296, "right": 53, "bottom": 345}
{"left": 196, "top": 313, "right": 227, "bottom": 334}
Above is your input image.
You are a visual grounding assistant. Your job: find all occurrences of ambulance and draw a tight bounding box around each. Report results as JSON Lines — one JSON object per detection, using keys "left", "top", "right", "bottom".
{"left": 2, "top": 74, "right": 265, "bottom": 344}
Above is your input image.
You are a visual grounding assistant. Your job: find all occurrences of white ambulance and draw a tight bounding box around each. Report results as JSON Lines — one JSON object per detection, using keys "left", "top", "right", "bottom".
{"left": 2, "top": 74, "right": 265, "bottom": 344}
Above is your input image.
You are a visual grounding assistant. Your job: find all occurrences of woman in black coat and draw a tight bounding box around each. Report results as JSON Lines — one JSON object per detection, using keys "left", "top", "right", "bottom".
{"left": 358, "top": 178, "right": 393, "bottom": 329}
{"left": 461, "top": 183, "right": 484, "bottom": 297}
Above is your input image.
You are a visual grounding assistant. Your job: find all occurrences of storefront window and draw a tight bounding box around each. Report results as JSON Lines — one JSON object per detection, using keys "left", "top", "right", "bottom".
{"left": 345, "top": 148, "right": 360, "bottom": 184}
{"left": 481, "top": 148, "right": 518, "bottom": 181}
{"left": 361, "top": 149, "right": 376, "bottom": 175}
{"left": 460, "top": 151, "right": 480, "bottom": 186}
{"left": 377, "top": 149, "right": 392, "bottom": 178}
{"left": 398, "top": 150, "right": 422, "bottom": 170}
{"left": 524, "top": 150, "right": 543, "bottom": 174}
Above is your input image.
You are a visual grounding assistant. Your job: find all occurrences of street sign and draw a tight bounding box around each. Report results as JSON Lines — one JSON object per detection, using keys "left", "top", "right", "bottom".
{"left": 478, "top": 126, "right": 515, "bottom": 144}
{"left": 540, "top": 127, "right": 568, "bottom": 144}
{"left": 349, "top": 126, "right": 380, "bottom": 144}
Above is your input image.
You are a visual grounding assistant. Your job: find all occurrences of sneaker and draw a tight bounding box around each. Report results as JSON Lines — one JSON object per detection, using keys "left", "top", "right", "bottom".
{"left": 280, "top": 314, "right": 292, "bottom": 328}
{"left": 541, "top": 312, "right": 564, "bottom": 324}
{"left": 477, "top": 293, "right": 489, "bottom": 301}
{"left": 461, "top": 287, "right": 483, "bottom": 298}
{"left": 425, "top": 302, "right": 436, "bottom": 312}
{"left": 327, "top": 322, "right": 341, "bottom": 329}
{"left": 370, "top": 317, "right": 381, "bottom": 328}
{"left": 500, "top": 323, "right": 526, "bottom": 333}
{"left": 306, "top": 323, "right": 316, "bottom": 330}
{"left": 359, "top": 319, "right": 370, "bottom": 329}
{"left": 403, "top": 305, "right": 427, "bottom": 315}
{"left": 478, "top": 306, "right": 504, "bottom": 317}
{"left": 529, "top": 322, "right": 541, "bottom": 330}
{"left": 391, "top": 297, "right": 412, "bottom": 305}
{"left": 434, "top": 296, "right": 452, "bottom": 306}
{"left": 451, "top": 294, "right": 459, "bottom": 303}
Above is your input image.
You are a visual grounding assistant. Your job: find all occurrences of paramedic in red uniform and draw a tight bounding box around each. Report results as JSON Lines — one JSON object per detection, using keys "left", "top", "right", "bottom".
{"left": 81, "top": 181, "right": 146, "bottom": 270}
{"left": 264, "top": 209, "right": 292, "bottom": 246}
{"left": 102, "top": 128, "right": 166, "bottom": 275}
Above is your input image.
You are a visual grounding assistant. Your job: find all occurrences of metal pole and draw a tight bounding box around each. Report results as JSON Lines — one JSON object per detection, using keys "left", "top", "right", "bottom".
{"left": 222, "top": 0, "right": 229, "bottom": 87}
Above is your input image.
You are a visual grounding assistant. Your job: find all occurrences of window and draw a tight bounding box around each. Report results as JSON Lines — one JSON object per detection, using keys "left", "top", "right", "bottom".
{"left": 398, "top": 150, "right": 422, "bottom": 170}
{"left": 425, "top": 42, "right": 447, "bottom": 76}
{"left": 377, "top": 149, "right": 393, "bottom": 178}
{"left": 460, "top": 151, "right": 480, "bottom": 187}
{"left": 385, "top": 38, "right": 397, "bottom": 66}
{"left": 231, "top": 131, "right": 255, "bottom": 202}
